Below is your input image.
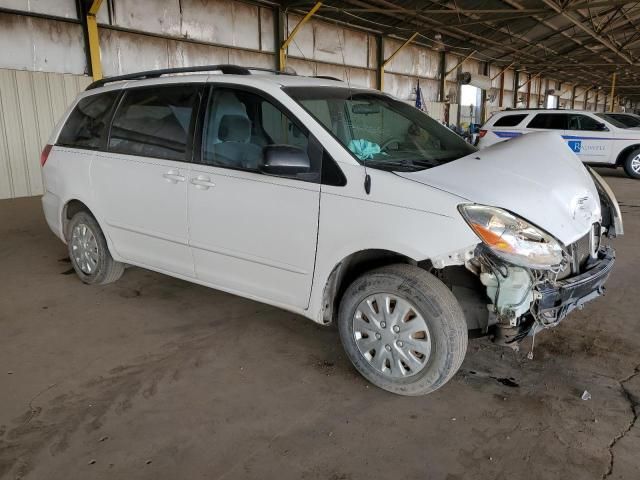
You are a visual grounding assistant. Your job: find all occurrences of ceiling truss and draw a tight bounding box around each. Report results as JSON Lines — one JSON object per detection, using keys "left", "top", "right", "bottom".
{"left": 284, "top": 0, "right": 640, "bottom": 100}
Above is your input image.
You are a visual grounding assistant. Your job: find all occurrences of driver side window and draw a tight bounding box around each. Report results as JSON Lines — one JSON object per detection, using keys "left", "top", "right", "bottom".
{"left": 202, "top": 88, "right": 311, "bottom": 173}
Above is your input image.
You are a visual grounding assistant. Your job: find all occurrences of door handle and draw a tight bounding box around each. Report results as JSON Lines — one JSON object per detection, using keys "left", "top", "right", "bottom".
{"left": 190, "top": 175, "right": 216, "bottom": 190}
{"left": 163, "top": 170, "right": 186, "bottom": 183}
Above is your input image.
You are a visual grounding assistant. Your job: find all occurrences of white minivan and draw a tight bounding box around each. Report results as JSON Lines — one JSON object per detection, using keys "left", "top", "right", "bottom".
{"left": 41, "top": 65, "right": 623, "bottom": 395}
{"left": 478, "top": 109, "right": 640, "bottom": 178}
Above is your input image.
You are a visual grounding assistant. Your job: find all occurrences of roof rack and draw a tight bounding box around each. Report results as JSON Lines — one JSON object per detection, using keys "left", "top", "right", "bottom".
{"left": 86, "top": 64, "right": 296, "bottom": 90}
{"left": 504, "top": 107, "right": 565, "bottom": 111}
{"left": 313, "top": 75, "right": 343, "bottom": 82}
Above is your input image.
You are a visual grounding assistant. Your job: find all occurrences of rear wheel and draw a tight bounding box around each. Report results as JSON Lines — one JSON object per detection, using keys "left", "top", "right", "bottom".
{"left": 338, "top": 264, "right": 468, "bottom": 396}
{"left": 623, "top": 149, "right": 640, "bottom": 179}
{"left": 67, "top": 211, "right": 124, "bottom": 285}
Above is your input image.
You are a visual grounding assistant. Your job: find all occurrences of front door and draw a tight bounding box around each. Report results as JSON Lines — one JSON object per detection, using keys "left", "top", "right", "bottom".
{"left": 92, "top": 84, "right": 201, "bottom": 277}
{"left": 187, "top": 86, "right": 320, "bottom": 308}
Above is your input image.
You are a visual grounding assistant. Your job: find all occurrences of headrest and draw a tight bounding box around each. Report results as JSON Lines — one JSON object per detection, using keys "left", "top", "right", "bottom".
{"left": 218, "top": 114, "right": 251, "bottom": 143}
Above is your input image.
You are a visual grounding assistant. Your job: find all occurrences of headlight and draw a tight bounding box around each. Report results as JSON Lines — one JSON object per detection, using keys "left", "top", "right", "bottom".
{"left": 458, "top": 204, "right": 564, "bottom": 269}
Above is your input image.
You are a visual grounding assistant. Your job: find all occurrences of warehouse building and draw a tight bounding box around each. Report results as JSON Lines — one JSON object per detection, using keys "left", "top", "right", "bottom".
{"left": 1, "top": 2, "right": 640, "bottom": 479}
{"left": 1, "top": 0, "right": 638, "bottom": 199}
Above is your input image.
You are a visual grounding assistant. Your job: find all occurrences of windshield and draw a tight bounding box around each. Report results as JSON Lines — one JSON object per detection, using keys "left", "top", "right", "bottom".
{"left": 284, "top": 86, "right": 476, "bottom": 171}
{"left": 596, "top": 113, "right": 640, "bottom": 129}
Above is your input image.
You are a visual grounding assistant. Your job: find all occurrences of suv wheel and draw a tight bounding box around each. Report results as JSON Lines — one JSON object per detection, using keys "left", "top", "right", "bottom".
{"left": 338, "top": 264, "right": 468, "bottom": 396}
{"left": 67, "top": 211, "right": 124, "bottom": 285}
{"left": 623, "top": 149, "right": 640, "bottom": 179}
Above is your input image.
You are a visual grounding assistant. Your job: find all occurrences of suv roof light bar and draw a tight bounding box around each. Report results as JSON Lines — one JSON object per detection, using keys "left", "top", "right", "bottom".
{"left": 86, "top": 64, "right": 296, "bottom": 90}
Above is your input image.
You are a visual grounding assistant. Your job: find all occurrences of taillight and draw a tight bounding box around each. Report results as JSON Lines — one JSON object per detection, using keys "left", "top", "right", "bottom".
{"left": 40, "top": 144, "right": 53, "bottom": 167}
{"left": 478, "top": 129, "right": 487, "bottom": 138}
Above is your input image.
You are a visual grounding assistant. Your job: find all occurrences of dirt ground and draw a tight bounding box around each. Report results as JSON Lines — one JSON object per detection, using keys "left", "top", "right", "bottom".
{"left": 0, "top": 168, "right": 638, "bottom": 480}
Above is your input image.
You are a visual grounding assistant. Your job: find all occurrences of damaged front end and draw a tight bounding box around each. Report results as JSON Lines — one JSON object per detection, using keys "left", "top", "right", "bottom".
{"left": 448, "top": 172, "right": 622, "bottom": 347}
{"left": 472, "top": 241, "right": 615, "bottom": 346}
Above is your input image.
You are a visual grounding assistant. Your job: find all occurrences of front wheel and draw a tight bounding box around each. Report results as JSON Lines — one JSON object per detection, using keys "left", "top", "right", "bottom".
{"left": 623, "top": 149, "right": 640, "bottom": 179}
{"left": 338, "top": 264, "right": 468, "bottom": 396}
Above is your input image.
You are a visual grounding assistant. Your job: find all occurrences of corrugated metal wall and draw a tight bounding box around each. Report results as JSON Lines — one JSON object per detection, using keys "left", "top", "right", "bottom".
{"left": 0, "top": 0, "right": 616, "bottom": 199}
{"left": 0, "top": 69, "right": 90, "bottom": 199}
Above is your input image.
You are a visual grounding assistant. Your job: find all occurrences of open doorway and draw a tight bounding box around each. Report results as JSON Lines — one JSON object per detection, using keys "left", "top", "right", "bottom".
{"left": 460, "top": 84, "right": 481, "bottom": 128}
{"left": 546, "top": 94, "right": 559, "bottom": 109}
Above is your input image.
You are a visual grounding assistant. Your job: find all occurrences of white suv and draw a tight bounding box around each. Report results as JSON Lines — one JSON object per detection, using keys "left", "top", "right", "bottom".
{"left": 478, "top": 109, "right": 640, "bottom": 178}
{"left": 41, "top": 65, "right": 623, "bottom": 395}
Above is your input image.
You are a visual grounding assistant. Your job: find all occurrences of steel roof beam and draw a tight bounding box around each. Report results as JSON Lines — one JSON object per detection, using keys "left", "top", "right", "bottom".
{"left": 541, "top": 0, "right": 635, "bottom": 64}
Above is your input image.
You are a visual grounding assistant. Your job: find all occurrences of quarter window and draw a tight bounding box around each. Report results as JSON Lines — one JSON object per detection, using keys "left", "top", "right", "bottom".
{"left": 493, "top": 114, "right": 527, "bottom": 127}
{"left": 108, "top": 86, "right": 199, "bottom": 162}
{"left": 527, "top": 113, "right": 568, "bottom": 130}
{"left": 58, "top": 91, "right": 118, "bottom": 149}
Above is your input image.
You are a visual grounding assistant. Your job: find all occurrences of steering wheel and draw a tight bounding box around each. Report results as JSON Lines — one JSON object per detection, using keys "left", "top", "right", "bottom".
{"left": 380, "top": 137, "right": 403, "bottom": 152}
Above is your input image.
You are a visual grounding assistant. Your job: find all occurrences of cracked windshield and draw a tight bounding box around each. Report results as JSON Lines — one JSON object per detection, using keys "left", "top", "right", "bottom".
{"left": 286, "top": 87, "right": 475, "bottom": 171}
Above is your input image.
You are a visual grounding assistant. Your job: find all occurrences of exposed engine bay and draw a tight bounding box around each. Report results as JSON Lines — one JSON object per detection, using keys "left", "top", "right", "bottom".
{"left": 436, "top": 168, "right": 623, "bottom": 349}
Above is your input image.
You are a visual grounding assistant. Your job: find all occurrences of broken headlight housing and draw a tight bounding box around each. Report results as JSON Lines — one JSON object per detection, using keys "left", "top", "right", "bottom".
{"left": 458, "top": 204, "right": 564, "bottom": 269}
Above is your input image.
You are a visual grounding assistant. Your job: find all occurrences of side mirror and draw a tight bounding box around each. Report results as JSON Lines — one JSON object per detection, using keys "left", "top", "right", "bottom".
{"left": 595, "top": 122, "right": 609, "bottom": 131}
{"left": 260, "top": 145, "right": 310, "bottom": 176}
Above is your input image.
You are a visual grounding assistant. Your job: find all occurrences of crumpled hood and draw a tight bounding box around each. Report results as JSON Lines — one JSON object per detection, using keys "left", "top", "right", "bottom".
{"left": 396, "top": 131, "right": 601, "bottom": 245}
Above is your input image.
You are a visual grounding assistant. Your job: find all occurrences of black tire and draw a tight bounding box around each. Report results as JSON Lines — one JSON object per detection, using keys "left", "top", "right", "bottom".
{"left": 67, "top": 211, "right": 125, "bottom": 285}
{"left": 623, "top": 148, "right": 640, "bottom": 179}
{"left": 338, "top": 264, "right": 468, "bottom": 396}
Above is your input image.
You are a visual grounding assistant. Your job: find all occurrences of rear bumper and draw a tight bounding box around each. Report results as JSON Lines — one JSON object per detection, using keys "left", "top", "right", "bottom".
{"left": 535, "top": 246, "right": 615, "bottom": 324}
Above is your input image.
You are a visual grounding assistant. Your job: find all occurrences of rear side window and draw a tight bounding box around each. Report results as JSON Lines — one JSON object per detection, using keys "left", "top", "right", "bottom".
{"left": 493, "top": 114, "right": 527, "bottom": 127}
{"left": 610, "top": 114, "right": 640, "bottom": 128}
{"left": 58, "top": 91, "right": 118, "bottom": 149}
{"left": 527, "top": 113, "right": 568, "bottom": 130}
{"left": 109, "top": 85, "right": 199, "bottom": 162}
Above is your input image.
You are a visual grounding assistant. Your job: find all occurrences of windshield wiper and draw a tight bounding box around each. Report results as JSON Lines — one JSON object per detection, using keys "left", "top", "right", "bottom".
{"left": 364, "top": 159, "right": 421, "bottom": 171}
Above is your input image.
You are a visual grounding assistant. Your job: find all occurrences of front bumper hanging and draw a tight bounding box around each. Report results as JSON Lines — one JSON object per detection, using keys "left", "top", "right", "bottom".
{"left": 535, "top": 246, "right": 615, "bottom": 324}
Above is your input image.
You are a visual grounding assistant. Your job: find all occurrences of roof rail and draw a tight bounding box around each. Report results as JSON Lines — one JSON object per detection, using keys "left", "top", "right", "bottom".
{"left": 504, "top": 107, "right": 565, "bottom": 111}
{"left": 313, "top": 75, "right": 343, "bottom": 82}
{"left": 85, "top": 64, "right": 295, "bottom": 90}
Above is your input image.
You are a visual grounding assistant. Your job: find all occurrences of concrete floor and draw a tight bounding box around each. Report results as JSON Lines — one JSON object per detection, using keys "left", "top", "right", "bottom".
{"left": 0, "top": 169, "right": 638, "bottom": 480}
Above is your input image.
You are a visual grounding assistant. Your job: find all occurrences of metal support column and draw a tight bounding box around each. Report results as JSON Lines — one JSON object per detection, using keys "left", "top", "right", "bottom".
{"left": 609, "top": 72, "right": 617, "bottom": 112}
{"left": 583, "top": 86, "right": 594, "bottom": 111}
{"left": 280, "top": 2, "right": 322, "bottom": 72}
{"left": 537, "top": 75, "right": 544, "bottom": 107}
{"left": 526, "top": 74, "right": 531, "bottom": 108}
{"left": 570, "top": 85, "right": 577, "bottom": 109}
{"left": 512, "top": 70, "right": 519, "bottom": 108}
{"left": 456, "top": 64, "right": 462, "bottom": 129}
{"left": 437, "top": 51, "right": 446, "bottom": 102}
{"left": 275, "top": 6, "right": 285, "bottom": 71}
{"left": 377, "top": 35, "right": 385, "bottom": 91}
{"left": 480, "top": 62, "right": 489, "bottom": 123}
{"left": 87, "top": 0, "right": 104, "bottom": 80}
